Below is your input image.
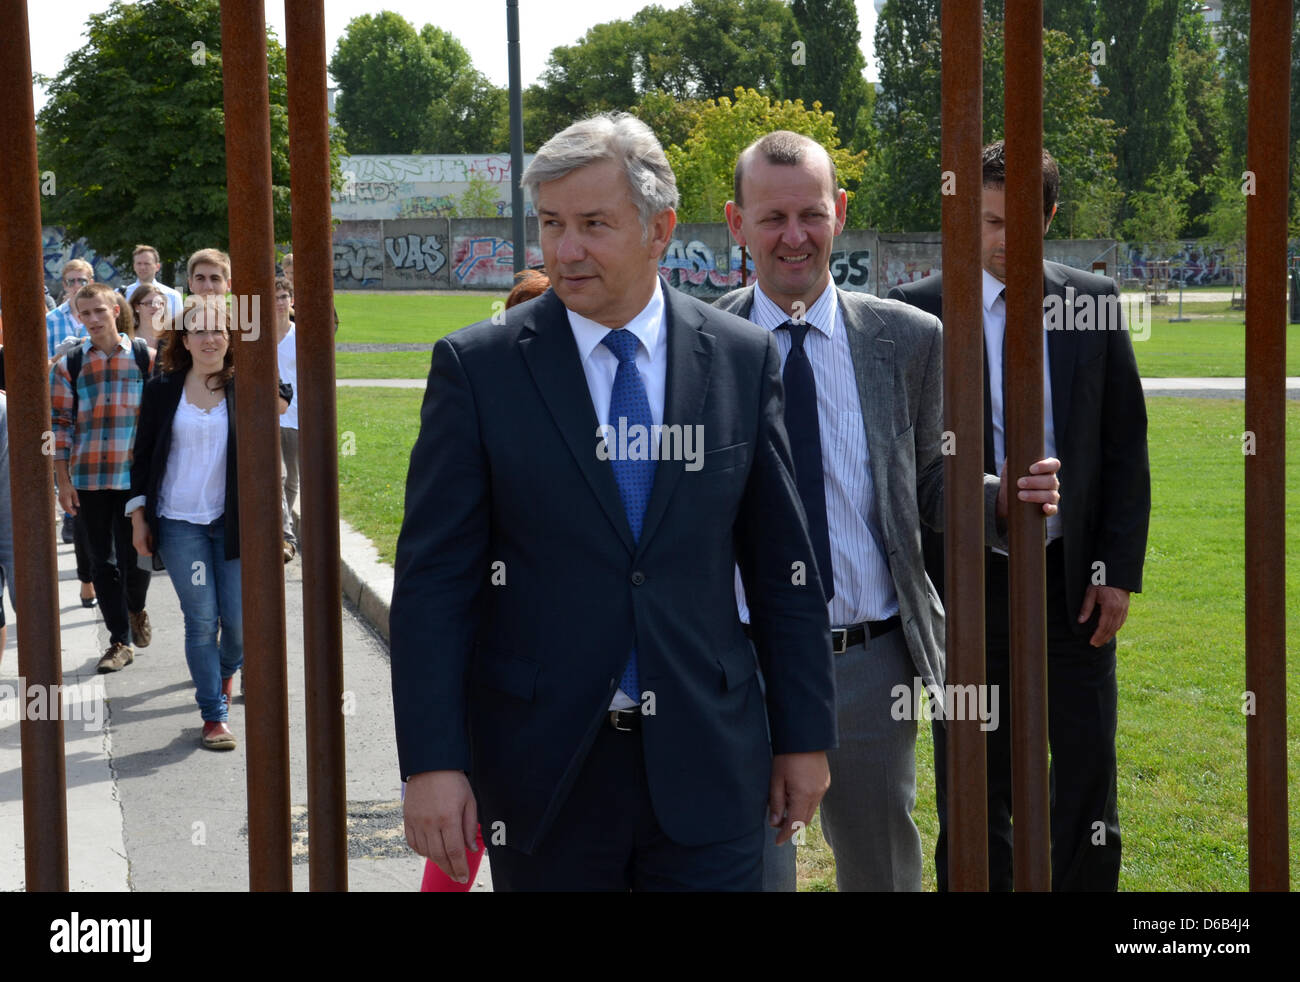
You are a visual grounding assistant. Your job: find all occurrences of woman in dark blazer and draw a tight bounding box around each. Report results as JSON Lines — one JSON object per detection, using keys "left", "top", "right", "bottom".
{"left": 128, "top": 295, "right": 291, "bottom": 750}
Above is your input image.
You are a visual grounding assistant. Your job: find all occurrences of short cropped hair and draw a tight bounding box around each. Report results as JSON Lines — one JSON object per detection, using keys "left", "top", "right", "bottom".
{"left": 522, "top": 112, "right": 678, "bottom": 235}
{"left": 61, "top": 259, "right": 94, "bottom": 282}
{"left": 981, "top": 140, "right": 1060, "bottom": 225}
{"left": 274, "top": 276, "right": 293, "bottom": 296}
{"left": 187, "top": 248, "right": 231, "bottom": 281}
{"left": 733, "top": 131, "right": 838, "bottom": 206}
{"left": 132, "top": 244, "right": 160, "bottom": 263}
{"left": 73, "top": 282, "right": 119, "bottom": 309}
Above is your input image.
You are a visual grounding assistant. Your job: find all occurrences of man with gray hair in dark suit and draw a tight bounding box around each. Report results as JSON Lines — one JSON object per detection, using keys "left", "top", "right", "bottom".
{"left": 717, "top": 131, "right": 1060, "bottom": 891}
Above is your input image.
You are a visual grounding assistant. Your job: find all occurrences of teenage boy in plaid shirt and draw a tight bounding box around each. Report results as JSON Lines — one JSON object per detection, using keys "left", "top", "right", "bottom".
{"left": 51, "top": 283, "right": 155, "bottom": 672}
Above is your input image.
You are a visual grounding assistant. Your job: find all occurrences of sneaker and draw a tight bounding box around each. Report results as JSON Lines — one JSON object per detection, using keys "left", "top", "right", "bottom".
{"left": 129, "top": 609, "right": 152, "bottom": 648}
{"left": 201, "top": 720, "right": 237, "bottom": 750}
{"left": 96, "top": 642, "right": 134, "bottom": 673}
{"left": 61, "top": 516, "right": 75, "bottom": 544}
{"left": 282, "top": 541, "right": 296, "bottom": 564}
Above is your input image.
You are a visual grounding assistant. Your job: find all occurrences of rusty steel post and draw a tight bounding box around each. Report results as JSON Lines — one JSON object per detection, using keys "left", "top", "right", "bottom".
{"left": 221, "top": 0, "right": 293, "bottom": 891}
{"left": 285, "top": 0, "right": 349, "bottom": 892}
{"left": 1003, "top": 0, "right": 1051, "bottom": 892}
{"left": 940, "top": 0, "right": 988, "bottom": 892}
{"left": 0, "top": 2, "right": 70, "bottom": 892}
{"left": 1244, "top": 0, "right": 1291, "bottom": 892}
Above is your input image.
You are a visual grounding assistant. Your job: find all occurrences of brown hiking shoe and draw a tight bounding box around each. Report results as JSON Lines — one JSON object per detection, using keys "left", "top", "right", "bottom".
{"left": 96, "top": 642, "right": 134, "bottom": 673}
{"left": 129, "top": 609, "right": 152, "bottom": 648}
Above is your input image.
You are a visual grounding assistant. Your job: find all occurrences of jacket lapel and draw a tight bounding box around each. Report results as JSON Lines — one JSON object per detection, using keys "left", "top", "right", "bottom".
{"left": 1043, "top": 264, "right": 1076, "bottom": 438}
{"left": 636, "top": 285, "right": 714, "bottom": 553}
{"left": 840, "top": 293, "right": 894, "bottom": 510}
{"left": 518, "top": 291, "right": 636, "bottom": 555}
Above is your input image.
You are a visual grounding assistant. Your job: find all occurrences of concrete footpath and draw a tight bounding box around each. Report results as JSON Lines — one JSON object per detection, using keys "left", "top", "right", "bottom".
{"left": 0, "top": 522, "right": 491, "bottom": 892}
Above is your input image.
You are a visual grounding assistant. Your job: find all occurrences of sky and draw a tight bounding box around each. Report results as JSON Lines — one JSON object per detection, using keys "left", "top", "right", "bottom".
{"left": 28, "top": 0, "right": 880, "bottom": 112}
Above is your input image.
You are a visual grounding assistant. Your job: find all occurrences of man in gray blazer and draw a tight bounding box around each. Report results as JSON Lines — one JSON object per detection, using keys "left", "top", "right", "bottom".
{"left": 717, "top": 131, "right": 1059, "bottom": 891}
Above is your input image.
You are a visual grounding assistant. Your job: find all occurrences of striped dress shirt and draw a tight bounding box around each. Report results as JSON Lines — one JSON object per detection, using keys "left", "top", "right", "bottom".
{"left": 737, "top": 281, "right": 898, "bottom": 627}
{"left": 50, "top": 335, "right": 154, "bottom": 490}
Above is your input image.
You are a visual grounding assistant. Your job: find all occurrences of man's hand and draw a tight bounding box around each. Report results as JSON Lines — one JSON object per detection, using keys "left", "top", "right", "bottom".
{"left": 996, "top": 456, "right": 1061, "bottom": 522}
{"left": 130, "top": 510, "right": 152, "bottom": 557}
{"left": 768, "top": 751, "right": 830, "bottom": 846}
{"left": 58, "top": 482, "right": 79, "bottom": 517}
{"left": 403, "top": 769, "right": 479, "bottom": 883}
{"left": 1077, "top": 584, "right": 1131, "bottom": 647}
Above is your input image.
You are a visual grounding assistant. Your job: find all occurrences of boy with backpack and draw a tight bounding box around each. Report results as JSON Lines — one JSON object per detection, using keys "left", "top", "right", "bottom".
{"left": 51, "top": 283, "right": 155, "bottom": 672}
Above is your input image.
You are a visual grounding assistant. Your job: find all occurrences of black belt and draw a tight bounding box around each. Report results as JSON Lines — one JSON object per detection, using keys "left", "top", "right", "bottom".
{"left": 743, "top": 615, "right": 901, "bottom": 655}
{"left": 607, "top": 708, "right": 642, "bottom": 732}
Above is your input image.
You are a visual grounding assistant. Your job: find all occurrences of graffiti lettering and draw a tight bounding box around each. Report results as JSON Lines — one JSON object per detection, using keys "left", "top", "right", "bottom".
{"left": 384, "top": 234, "right": 447, "bottom": 276}
{"left": 333, "top": 238, "right": 383, "bottom": 287}
{"left": 830, "top": 249, "right": 872, "bottom": 289}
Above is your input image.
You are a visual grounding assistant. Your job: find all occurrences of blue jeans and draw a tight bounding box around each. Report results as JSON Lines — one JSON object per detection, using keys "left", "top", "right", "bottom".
{"left": 157, "top": 517, "right": 243, "bottom": 722}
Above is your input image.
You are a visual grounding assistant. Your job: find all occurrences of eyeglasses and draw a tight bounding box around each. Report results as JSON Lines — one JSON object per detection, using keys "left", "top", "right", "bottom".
{"left": 136, "top": 298, "right": 167, "bottom": 309}
{"left": 64, "top": 277, "right": 90, "bottom": 286}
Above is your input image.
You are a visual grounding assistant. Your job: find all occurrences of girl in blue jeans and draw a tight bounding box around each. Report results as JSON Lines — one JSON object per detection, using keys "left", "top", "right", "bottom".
{"left": 128, "top": 295, "right": 291, "bottom": 750}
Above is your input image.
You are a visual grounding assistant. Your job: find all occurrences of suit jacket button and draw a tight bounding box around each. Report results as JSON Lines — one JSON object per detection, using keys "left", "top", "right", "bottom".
{"left": 630, "top": 571, "right": 646, "bottom": 585}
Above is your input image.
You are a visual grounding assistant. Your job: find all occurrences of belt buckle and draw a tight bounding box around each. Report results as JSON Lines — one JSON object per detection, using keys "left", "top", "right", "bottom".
{"left": 609, "top": 710, "right": 634, "bottom": 732}
{"left": 831, "top": 628, "right": 848, "bottom": 656}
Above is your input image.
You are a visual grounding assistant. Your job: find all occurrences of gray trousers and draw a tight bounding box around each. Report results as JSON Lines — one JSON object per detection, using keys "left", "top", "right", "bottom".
{"left": 760, "top": 626, "right": 923, "bottom": 891}
{"left": 281, "top": 426, "right": 300, "bottom": 546}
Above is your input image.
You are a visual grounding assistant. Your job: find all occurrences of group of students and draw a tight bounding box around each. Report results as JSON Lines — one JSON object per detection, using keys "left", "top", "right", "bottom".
{"left": 22, "top": 246, "right": 301, "bottom": 751}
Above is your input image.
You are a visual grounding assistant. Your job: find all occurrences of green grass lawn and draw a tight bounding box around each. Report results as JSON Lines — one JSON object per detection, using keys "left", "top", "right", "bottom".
{"left": 336, "top": 388, "right": 1300, "bottom": 890}
{"left": 333, "top": 294, "right": 1298, "bottom": 379}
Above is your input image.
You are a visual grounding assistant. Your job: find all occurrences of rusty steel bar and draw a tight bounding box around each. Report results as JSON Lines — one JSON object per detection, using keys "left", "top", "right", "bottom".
{"left": 940, "top": 0, "right": 988, "bottom": 892}
{"left": 285, "top": 0, "right": 349, "bottom": 892}
{"left": 1003, "top": 0, "right": 1051, "bottom": 892}
{"left": 1243, "top": 0, "right": 1291, "bottom": 893}
{"left": 221, "top": 0, "right": 293, "bottom": 891}
{"left": 0, "top": 1, "right": 70, "bottom": 892}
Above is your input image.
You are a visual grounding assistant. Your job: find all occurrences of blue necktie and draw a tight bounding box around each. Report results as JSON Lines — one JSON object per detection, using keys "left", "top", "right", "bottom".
{"left": 781, "top": 320, "right": 834, "bottom": 602}
{"left": 601, "top": 329, "right": 656, "bottom": 700}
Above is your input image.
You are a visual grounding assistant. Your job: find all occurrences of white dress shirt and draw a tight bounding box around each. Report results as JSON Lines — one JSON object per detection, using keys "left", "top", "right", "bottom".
{"left": 157, "top": 388, "right": 228, "bottom": 524}
{"left": 735, "top": 280, "right": 898, "bottom": 628}
{"left": 983, "top": 268, "right": 1063, "bottom": 548}
{"left": 566, "top": 279, "right": 666, "bottom": 711}
{"left": 277, "top": 325, "right": 298, "bottom": 430}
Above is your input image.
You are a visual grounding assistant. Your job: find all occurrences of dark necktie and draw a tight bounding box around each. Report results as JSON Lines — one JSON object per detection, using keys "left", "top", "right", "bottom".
{"left": 780, "top": 321, "right": 834, "bottom": 602}
{"left": 601, "top": 328, "right": 656, "bottom": 700}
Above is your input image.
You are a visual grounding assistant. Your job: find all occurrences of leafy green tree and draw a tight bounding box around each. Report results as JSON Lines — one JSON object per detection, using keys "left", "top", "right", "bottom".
{"left": 36, "top": 0, "right": 340, "bottom": 280}
{"left": 452, "top": 174, "right": 501, "bottom": 219}
{"left": 982, "top": 18, "right": 1121, "bottom": 238}
{"left": 789, "top": 0, "right": 872, "bottom": 149}
{"left": 1096, "top": 0, "right": 1193, "bottom": 231}
{"left": 1218, "top": 0, "right": 1300, "bottom": 230}
{"left": 329, "top": 14, "right": 504, "bottom": 154}
{"left": 666, "top": 87, "right": 866, "bottom": 223}
{"left": 1175, "top": 7, "right": 1226, "bottom": 237}
{"left": 864, "top": 0, "right": 942, "bottom": 232}
{"left": 329, "top": 12, "right": 444, "bottom": 154}
{"left": 631, "top": 89, "right": 707, "bottom": 153}
{"left": 525, "top": 0, "right": 799, "bottom": 145}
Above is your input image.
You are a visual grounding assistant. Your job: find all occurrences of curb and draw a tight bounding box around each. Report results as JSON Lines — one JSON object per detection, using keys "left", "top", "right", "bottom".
{"left": 338, "top": 519, "right": 393, "bottom": 646}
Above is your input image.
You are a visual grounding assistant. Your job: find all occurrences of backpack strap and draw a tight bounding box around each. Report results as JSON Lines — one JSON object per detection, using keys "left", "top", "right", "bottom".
{"left": 67, "top": 338, "right": 151, "bottom": 417}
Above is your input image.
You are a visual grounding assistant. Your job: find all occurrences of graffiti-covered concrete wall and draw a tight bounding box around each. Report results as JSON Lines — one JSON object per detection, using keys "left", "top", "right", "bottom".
{"left": 41, "top": 227, "right": 126, "bottom": 300}
{"left": 333, "top": 154, "right": 536, "bottom": 221}
{"left": 324, "top": 218, "right": 1298, "bottom": 294}
{"left": 333, "top": 218, "right": 542, "bottom": 291}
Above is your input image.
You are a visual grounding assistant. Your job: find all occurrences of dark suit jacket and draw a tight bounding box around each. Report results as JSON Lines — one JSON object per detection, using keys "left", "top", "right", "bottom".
{"left": 389, "top": 282, "right": 836, "bottom": 854}
{"left": 889, "top": 262, "right": 1150, "bottom": 633}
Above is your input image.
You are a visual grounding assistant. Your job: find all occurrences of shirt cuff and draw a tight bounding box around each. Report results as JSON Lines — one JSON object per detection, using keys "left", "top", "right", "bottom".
{"left": 124, "top": 495, "right": 146, "bottom": 517}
